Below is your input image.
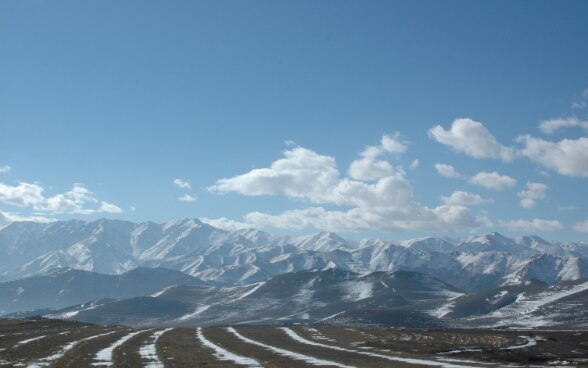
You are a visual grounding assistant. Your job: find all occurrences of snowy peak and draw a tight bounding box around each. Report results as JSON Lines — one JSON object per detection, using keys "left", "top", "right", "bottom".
{"left": 288, "top": 231, "right": 353, "bottom": 252}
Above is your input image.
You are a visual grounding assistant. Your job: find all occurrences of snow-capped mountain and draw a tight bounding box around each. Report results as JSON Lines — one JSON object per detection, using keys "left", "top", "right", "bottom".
{"left": 0, "top": 219, "right": 587, "bottom": 293}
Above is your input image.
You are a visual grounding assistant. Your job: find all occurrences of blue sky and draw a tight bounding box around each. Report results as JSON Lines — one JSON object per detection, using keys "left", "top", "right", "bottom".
{"left": 1, "top": 0, "right": 587, "bottom": 241}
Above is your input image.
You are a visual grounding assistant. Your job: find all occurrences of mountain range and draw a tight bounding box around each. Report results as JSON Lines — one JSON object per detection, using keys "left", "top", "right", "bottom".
{"left": 1, "top": 218, "right": 586, "bottom": 290}
{"left": 1, "top": 218, "right": 587, "bottom": 328}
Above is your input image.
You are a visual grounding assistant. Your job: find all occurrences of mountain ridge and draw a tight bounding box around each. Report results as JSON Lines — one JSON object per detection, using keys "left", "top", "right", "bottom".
{"left": 1, "top": 218, "right": 587, "bottom": 293}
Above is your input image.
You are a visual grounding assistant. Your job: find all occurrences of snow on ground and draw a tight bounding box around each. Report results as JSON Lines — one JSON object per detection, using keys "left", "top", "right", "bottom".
{"left": 150, "top": 286, "right": 174, "bottom": 297}
{"left": 227, "top": 327, "right": 356, "bottom": 368}
{"left": 318, "top": 311, "right": 344, "bottom": 322}
{"left": 305, "top": 327, "right": 336, "bottom": 342}
{"left": 486, "top": 290, "right": 508, "bottom": 305}
{"left": 427, "top": 290, "right": 463, "bottom": 318}
{"left": 280, "top": 328, "right": 478, "bottom": 368}
{"left": 15, "top": 335, "right": 46, "bottom": 347}
{"left": 26, "top": 331, "right": 117, "bottom": 368}
{"left": 176, "top": 305, "right": 211, "bottom": 321}
{"left": 487, "top": 280, "right": 588, "bottom": 326}
{"left": 139, "top": 328, "right": 173, "bottom": 368}
{"left": 428, "top": 301, "right": 456, "bottom": 318}
{"left": 500, "top": 336, "right": 542, "bottom": 350}
{"left": 342, "top": 280, "right": 373, "bottom": 302}
{"left": 195, "top": 327, "right": 261, "bottom": 367}
{"left": 231, "top": 281, "right": 265, "bottom": 301}
{"left": 93, "top": 330, "right": 146, "bottom": 366}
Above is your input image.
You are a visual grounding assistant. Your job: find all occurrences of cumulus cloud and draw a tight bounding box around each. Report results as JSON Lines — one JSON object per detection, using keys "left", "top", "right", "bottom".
{"left": 0, "top": 181, "right": 123, "bottom": 215}
{"left": 380, "top": 133, "right": 408, "bottom": 154}
{"left": 517, "top": 182, "right": 548, "bottom": 209}
{"left": 499, "top": 218, "right": 564, "bottom": 232}
{"left": 173, "top": 179, "right": 192, "bottom": 190}
{"left": 469, "top": 171, "right": 517, "bottom": 190}
{"left": 517, "top": 135, "right": 588, "bottom": 177}
{"left": 434, "top": 163, "right": 462, "bottom": 178}
{"left": 539, "top": 117, "right": 588, "bottom": 134}
{"left": 210, "top": 137, "right": 484, "bottom": 232}
{"left": 441, "top": 191, "right": 493, "bottom": 206}
{"left": 200, "top": 217, "right": 253, "bottom": 232}
{"left": 573, "top": 220, "right": 588, "bottom": 233}
{"left": 179, "top": 194, "right": 197, "bottom": 202}
{"left": 209, "top": 147, "right": 340, "bottom": 202}
{"left": 0, "top": 165, "right": 11, "bottom": 174}
{"left": 429, "top": 118, "right": 516, "bottom": 162}
{"left": 347, "top": 133, "right": 407, "bottom": 181}
{"left": 245, "top": 204, "right": 479, "bottom": 232}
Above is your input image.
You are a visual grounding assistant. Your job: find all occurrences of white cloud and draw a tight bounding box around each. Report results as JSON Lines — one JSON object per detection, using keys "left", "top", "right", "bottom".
{"left": 245, "top": 204, "right": 479, "bottom": 233}
{"left": 499, "top": 218, "right": 564, "bottom": 232}
{"left": 517, "top": 182, "right": 548, "bottom": 209}
{"left": 0, "top": 181, "right": 45, "bottom": 208}
{"left": 209, "top": 147, "right": 340, "bottom": 202}
{"left": 469, "top": 171, "right": 517, "bottom": 190}
{"left": 409, "top": 159, "right": 419, "bottom": 170}
{"left": 573, "top": 220, "right": 588, "bottom": 233}
{"left": 434, "top": 163, "right": 461, "bottom": 178}
{"left": 572, "top": 89, "right": 588, "bottom": 110}
{"left": 347, "top": 133, "right": 407, "bottom": 181}
{"left": 179, "top": 194, "right": 197, "bottom": 202}
{"left": 429, "top": 118, "right": 516, "bottom": 162}
{"left": 0, "top": 165, "right": 11, "bottom": 174}
{"left": 441, "top": 191, "right": 493, "bottom": 206}
{"left": 0, "top": 181, "right": 122, "bottom": 215}
{"left": 348, "top": 158, "right": 394, "bottom": 181}
{"left": 0, "top": 210, "right": 56, "bottom": 224}
{"left": 200, "top": 217, "right": 252, "bottom": 232}
{"left": 380, "top": 133, "right": 408, "bottom": 154}
{"left": 173, "top": 178, "right": 192, "bottom": 190}
{"left": 539, "top": 117, "right": 588, "bottom": 134}
{"left": 517, "top": 135, "right": 588, "bottom": 177}
{"left": 98, "top": 201, "right": 124, "bottom": 213}
{"left": 210, "top": 138, "right": 483, "bottom": 232}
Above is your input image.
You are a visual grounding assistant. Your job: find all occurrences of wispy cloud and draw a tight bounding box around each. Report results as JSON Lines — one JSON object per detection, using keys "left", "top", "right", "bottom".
{"left": 573, "top": 220, "right": 588, "bottom": 233}
{"left": 0, "top": 165, "right": 11, "bottom": 174}
{"left": 539, "top": 117, "right": 588, "bottom": 134}
{"left": 179, "top": 194, "right": 197, "bottom": 202}
{"left": 200, "top": 217, "right": 251, "bottom": 231}
{"left": 173, "top": 178, "right": 192, "bottom": 190}
{"left": 499, "top": 218, "right": 564, "bottom": 232}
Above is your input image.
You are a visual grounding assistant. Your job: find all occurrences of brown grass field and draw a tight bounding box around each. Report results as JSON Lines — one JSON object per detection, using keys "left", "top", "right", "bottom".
{"left": 1, "top": 318, "right": 587, "bottom": 367}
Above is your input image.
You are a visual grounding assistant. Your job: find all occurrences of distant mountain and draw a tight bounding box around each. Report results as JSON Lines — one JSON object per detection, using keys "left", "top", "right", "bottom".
{"left": 36, "top": 269, "right": 463, "bottom": 327}
{"left": 0, "top": 267, "right": 207, "bottom": 315}
{"left": 1, "top": 219, "right": 587, "bottom": 293}
{"left": 17, "top": 268, "right": 586, "bottom": 329}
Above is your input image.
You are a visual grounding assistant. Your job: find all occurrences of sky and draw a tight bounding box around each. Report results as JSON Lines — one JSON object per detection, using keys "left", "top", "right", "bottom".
{"left": 1, "top": 0, "right": 588, "bottom": 241}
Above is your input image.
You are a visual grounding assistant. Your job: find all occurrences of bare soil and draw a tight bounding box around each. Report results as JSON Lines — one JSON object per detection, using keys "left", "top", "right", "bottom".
{"left": 0, "top": 318, "right": 586, "bottom": 367}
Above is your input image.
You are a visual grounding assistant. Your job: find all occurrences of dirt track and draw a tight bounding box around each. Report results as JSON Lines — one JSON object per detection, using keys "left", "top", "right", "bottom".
{"left": 1, "top": 318, "right": 587, "bottom": 367}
